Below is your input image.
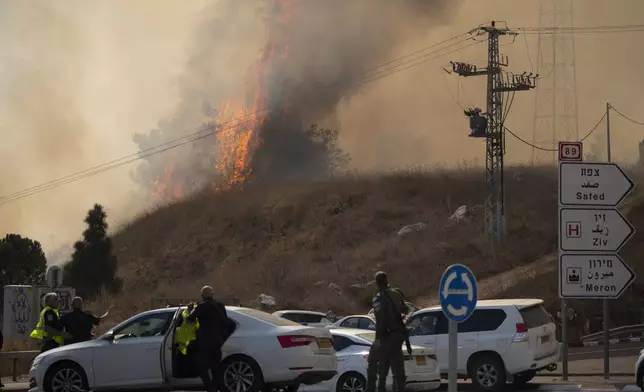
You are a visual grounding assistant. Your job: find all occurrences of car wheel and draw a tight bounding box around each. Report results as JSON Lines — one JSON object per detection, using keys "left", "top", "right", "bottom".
{"left": 469, "top": 355, "right": 507, "bottom": 392}
{"left": 512, "top": 370, "right": 536, "bottom": 387}
{"left": 336, "top": 372, "right": 366, "bottom": 392}
{"left": 44, "top": 361, "right": 89, "bottom": 392}
{"left": 221, "top": 355, "right": 264, "bottom": 392}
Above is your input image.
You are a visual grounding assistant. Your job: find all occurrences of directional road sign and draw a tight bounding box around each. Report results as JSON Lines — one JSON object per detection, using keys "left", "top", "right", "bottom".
{"left": 559, "top": 208, "right": 635, "bottom": 252}
{"left": 439, "top": 264, "right": 478, "bottom": 322}
{"left": 559, "top": 254, "right": 635, "bottom": 299}
{"left": 559, "top": 162, "right": 634, "bottom": 206}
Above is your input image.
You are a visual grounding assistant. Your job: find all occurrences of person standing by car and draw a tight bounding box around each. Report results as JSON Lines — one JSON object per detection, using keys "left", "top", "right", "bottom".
{"left": 30, "top": 293, "right": 71, "bottom": 352}
{"left": 61, "top": 297, "right": 113, "bottom": 345}
{"left": 366, "top": 272, "right": 409, "bottom": 392}
{"left": 187, "top": 286, "right": 236, "bottom": 392}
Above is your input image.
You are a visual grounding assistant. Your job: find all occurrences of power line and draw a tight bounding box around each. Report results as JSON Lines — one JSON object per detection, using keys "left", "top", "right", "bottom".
{"left": 505, "top": 126, "right": 556, "bottom": 151}
{"left": 611, "top": 106, "right": 644, "bottom": 126}
{"left": 506, "top": 112, "right": 607, "bottom": 151}
{"left": 517, "top": 24, "right": 644, "bottom": 35}
{"left": 0, "top": 32, "right": 481, "bottom": 205}
{"left": 579, "top": 112, "right": 607, "bottom": 142}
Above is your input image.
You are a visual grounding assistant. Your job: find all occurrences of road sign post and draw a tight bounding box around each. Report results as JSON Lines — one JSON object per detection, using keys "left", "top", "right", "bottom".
{"left": 439, "top": 264, "right": 478, "bottom": 392}
{"left": 558, "top": 156, "right": 635, "bottom": 381}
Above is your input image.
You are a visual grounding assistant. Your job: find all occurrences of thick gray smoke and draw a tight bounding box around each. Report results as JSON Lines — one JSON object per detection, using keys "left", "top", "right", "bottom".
{"left": 133, "top": 0, "right": 464, "bottom": 194}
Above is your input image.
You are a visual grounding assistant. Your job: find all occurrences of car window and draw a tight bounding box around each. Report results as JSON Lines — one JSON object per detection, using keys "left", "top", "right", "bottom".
{"left": 519, "top": 305, "right": 551, "bottom": 329}
{"left": 332, "top": 335, "right": 355, "bottom": 351}
{"left": 458, "top": 309, "right": 507, "bottom": 333}
{"left": 240, "top": 309, "right": 300, "bottom": 326}
{"left": 113, "top": 311, "right": 174, "bottom": 339}
{"left": 341, "top": 317, "right": 360, "bottom": 328}
{"left": 407, "top": 312, "right": 447, "bottom": 336}
{"left": 358, "top": 318, "right": 376, "bottom": 330}
{"left": 298, "top": 313, "right": 329, "bottom": 324}
{"left": 279, "top": 313, "right": 301, "bottom": 322}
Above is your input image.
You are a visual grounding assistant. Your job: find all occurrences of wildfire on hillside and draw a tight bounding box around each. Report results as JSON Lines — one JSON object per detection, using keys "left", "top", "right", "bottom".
{"left": 148, "top": 0, "right": 293, "bottom": 202}
{"left": 133, "top": 0, "right": 459, "bottom": 203}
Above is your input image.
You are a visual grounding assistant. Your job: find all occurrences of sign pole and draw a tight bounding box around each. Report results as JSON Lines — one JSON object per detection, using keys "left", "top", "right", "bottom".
{"left": 448, "top": 320, "right": 457, "bottom": 392}
{"left": 561, "top": 299, "right": 568, "bottom": 380}
{"left": 604, "top": 101, "right": 611, "bottom": 380}
{"left": 439, "top": 264, "right": 478, "bottom": 392}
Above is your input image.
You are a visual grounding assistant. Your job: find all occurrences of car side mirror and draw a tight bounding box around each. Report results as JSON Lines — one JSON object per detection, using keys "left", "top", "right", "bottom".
{"left": 103, "top": 331, "right": 115, "bottom": 342}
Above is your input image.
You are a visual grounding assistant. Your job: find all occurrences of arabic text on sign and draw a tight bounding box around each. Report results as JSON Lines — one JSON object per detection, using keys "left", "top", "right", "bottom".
{"left": 591, "top": 225, "right": 609, "bottom": 236}
{"left": 581, "top": 182, "right": 600, "bottom": 189}
{"left": 587, "top": 271, "right": 614, "bottom": 280}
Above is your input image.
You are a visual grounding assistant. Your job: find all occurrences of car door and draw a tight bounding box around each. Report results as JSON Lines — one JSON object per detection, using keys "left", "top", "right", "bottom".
{"left": 452, "top": 310, "right": 485, "bottom": 373}
{"left": 407, "top": 311, "right": 440, "bottom": 348}
{"left": 92, "top": 310, "right": 176, "bottom": 388}
{"left": 357, "top": 317, "right": 376, "bottom": 331}
{"left": 301, "top": 335, "right": 355, "bottom": 392}
{"left": 340, "top": 317, "right": 360, "bottom": 329}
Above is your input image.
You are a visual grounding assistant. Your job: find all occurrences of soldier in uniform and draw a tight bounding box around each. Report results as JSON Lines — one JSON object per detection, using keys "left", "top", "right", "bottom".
{"left": 366, "top": 272, "right": 410, "bottom": 392}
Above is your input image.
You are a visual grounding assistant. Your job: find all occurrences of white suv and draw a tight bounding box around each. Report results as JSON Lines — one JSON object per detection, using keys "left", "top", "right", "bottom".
{"left": 406, "top": 299, "right": 559, "bottom": 392}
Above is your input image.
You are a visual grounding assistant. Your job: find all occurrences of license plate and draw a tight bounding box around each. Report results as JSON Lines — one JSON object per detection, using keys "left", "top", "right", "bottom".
{"left": 317, "top": 338, "right": 332, "bottom": 349}
{"left": 541, "top": 334, "right": 551, "bottom": 343}
{"left": 415, "top": 356, "right": 426, "bottom": 366}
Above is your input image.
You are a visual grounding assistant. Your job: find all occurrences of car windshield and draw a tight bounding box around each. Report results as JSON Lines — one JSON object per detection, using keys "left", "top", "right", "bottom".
{"left": 356, "top": 332, "right": 376, "bottom": 343}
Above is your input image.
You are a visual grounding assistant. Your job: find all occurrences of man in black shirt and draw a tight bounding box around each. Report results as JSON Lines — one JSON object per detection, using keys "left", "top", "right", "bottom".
{"left": 61, "top": 297, "right": 113, "bottom": 345}
{"left": 186, "top": 286, "right": 235, "bottom": 392}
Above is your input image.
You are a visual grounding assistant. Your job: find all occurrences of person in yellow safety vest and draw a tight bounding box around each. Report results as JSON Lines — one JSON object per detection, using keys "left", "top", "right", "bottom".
{"left": 174, "top": 303, "right": 200, "bottom": 378}
{"left": 174, "top": 304, "right": 200, "bottom": 355}
{"left": 30, "top": 293, "right": 72, "bottom": 353}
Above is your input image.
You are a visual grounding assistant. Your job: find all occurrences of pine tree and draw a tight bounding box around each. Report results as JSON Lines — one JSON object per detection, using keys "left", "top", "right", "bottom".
{"left": 0, "top": 234, "right": 47, "bottom": 286}
{"left": 64, "top": 204, "right": 122, "bottom": 297}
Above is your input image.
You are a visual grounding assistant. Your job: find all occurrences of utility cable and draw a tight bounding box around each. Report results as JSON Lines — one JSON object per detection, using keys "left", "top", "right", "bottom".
{"left": 0, "top": 31, "right": 480, "bottom": 205}
{"left": 505, "top": 112, "right": 607, "bottom": 150}
{"left": 610, "top": 106, "right": 644, "bottom": 126}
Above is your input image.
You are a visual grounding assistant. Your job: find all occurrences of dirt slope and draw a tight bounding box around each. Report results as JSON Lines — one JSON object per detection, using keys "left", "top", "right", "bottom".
{"left": 106, "top": 166, "right": 644, "bottom": 331}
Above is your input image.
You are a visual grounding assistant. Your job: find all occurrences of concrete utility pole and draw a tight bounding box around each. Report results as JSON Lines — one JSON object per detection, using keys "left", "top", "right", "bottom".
{"left": 451, "top": 21, "right": 537, "bottom": 238}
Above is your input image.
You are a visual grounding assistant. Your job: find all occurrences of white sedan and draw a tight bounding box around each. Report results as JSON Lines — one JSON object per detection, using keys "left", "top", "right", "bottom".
{"left": 29, "top": 306, "right": 337, "bottom": 392}
{"left": 302, "top": 328, "right": 441, "bottom": 392}
{"left": 332, "top": 315, "right": 376, "bottom": 331}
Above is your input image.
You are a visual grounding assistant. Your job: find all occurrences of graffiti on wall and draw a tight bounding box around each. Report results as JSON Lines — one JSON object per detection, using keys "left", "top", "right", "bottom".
{"left": 11, "top": 287, "right": 32, "bottom": 336}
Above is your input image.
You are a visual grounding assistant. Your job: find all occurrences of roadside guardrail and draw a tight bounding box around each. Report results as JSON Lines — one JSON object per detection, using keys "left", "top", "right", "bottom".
{"left": 581, "top": 324, "right": 644, "bottom": 343}
{"left": 0, "top": 350, "right": 38, "bottom": 381}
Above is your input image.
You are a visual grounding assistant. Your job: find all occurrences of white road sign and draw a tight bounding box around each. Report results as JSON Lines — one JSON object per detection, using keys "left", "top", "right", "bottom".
{"left": 559, "top": 162, "right": 634, "bottom": 206}
{"left": 559, "top": 254, "right": 635, "bottom": 299}
{"left": 559, "top": 208, "right": 635, "bottom": 252}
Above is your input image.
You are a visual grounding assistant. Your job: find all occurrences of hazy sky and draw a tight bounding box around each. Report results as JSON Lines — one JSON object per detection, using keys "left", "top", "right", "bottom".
{"left": 0, "top": 0, "right": 642, "bottom": 261}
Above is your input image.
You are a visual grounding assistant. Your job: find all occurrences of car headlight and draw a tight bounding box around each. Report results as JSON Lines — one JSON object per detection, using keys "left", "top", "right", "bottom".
{"left": 31, "top": 355, "right": 43, "bottom": 368}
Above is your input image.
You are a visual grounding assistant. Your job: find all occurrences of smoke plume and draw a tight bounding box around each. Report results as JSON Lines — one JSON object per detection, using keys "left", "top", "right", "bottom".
{"left": 133, "top": 0, "right": 464, "bottom": 193}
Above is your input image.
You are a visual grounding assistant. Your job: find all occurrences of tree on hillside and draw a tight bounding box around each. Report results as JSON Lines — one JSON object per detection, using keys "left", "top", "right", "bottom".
{"left": 64, "top": 204, "right": 122, "bottom": 298}
{"left": 0, "top": 234, "right": 47, "bottom": 286}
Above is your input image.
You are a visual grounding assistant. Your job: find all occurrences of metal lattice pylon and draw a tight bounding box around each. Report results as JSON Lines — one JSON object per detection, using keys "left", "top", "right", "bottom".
{"left": 531, "top": 0, "right": 579, "bottom": 164}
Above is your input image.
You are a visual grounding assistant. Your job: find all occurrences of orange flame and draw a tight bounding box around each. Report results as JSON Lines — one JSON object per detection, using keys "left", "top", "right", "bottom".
{"left": 153, "top": 0, "right": 294, "bottom": 201}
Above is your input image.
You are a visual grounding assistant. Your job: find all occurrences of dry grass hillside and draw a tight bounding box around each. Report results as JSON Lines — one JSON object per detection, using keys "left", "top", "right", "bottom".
{"left": 104, "top": 165, "right": 644, "bottom": 333}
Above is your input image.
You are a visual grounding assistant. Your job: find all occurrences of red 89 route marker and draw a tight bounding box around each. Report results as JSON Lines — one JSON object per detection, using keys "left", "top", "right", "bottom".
{"left": 558, "top": 141, "right": 583, "bottom": 162}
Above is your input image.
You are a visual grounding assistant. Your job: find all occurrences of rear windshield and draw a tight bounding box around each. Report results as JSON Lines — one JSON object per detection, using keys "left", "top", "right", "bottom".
{"left": 357, "top": 332, "right": 376, "bottom": 342}
{"left": 282, "top": 313, "right": 331, "bottom": 324}
{"left": 519, "top": 305, "right": 552, "bottom": 329}
{"left": 237, "top": 309, "right": 300, "bottom": 327}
